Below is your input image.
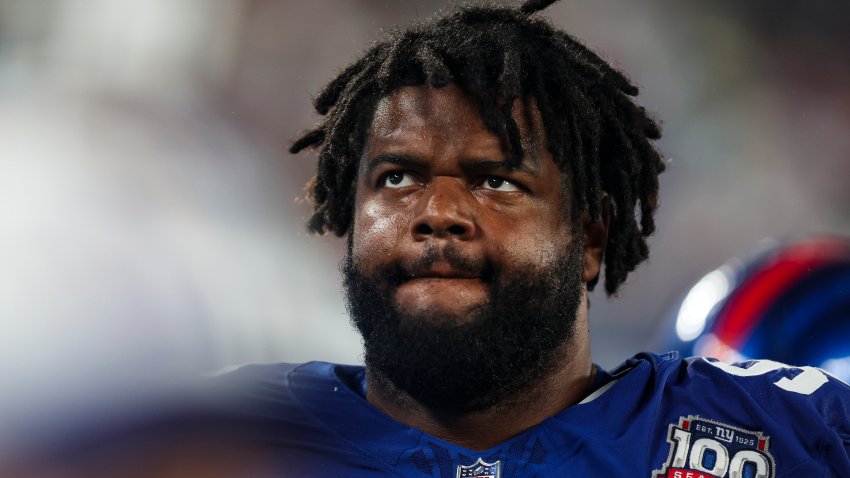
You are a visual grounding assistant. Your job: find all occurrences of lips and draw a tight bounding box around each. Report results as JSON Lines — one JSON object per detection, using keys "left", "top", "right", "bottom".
{"left": 392, "top": 244, "right": 490, "bottom": 284}
{"left": 405, "top": 262, "right": 481, "bottom": 280}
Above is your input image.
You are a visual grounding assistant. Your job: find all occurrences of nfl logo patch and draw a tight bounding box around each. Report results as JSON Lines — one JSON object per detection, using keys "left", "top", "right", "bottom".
{"left": 456, "top": 458, "right": 501, "bottom": 478}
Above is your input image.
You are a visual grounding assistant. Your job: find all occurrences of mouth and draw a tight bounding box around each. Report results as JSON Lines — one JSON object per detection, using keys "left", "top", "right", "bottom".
{"left": 405, "top": 263, "right": 481, "bottom": 281}
{"left": 390, "top": 258, "right": 491, "bottom": 314}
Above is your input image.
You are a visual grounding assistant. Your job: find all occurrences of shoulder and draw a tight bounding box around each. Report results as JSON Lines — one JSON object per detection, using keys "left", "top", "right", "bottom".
{"left": 644, "top": 353, "right": 850, "bottom": 456}
{"left": 683, "top": 356, "right": 850, "bottom": 430}
{"left": 200, "top": 361, "right": 365, "bottom": 428}
{"left": 205, "top": 361, "right": 364, "bottom": 406}
{"left": 197, "top": 362, "right": 366, "bottom": 447}
{"left": 641, "top": 352, "right": 850, "bottom": 406}
{"left": 208, "top": 361, "right": 301, "bottom": 384}
{"left": 617, "top": 352, "right": 850, "bottom": 441}
{"left": 609, "top": 353, "right": 850, "bottom": 475}
{"left": 633, "top": 351, "right": 849, "bottom": 391}
{"left": 665, "top": 354, "right": 850, "bottom": 399}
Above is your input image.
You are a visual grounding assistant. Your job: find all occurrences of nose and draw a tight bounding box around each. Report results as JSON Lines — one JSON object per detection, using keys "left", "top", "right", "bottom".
{"left": 410, "top": 178, "right": 477, "bottom": 241}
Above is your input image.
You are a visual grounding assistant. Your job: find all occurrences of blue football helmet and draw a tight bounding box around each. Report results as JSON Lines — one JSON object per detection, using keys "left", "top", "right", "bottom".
{"left": 662, "top": 236, "right": 850, "bottom": 383}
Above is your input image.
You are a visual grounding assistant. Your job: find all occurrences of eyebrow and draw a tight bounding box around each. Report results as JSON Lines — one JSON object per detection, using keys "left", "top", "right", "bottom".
{"left": 364, "top": 154, "right": 428, "bottom": 175}
{"left": 365, "top": 154, "right": 541, "bottom": 177}
{"left": 458, "top": 158, "right": 541, "bottom": 177}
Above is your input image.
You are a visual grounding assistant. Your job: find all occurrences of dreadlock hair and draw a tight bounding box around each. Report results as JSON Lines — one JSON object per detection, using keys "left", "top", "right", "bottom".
{"left": 290, "top": 0, "right": 665, "bottom": 296}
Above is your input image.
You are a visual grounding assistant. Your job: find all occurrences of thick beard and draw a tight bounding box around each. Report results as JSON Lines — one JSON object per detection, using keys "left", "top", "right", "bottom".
{"left": 343, "top": 238, "right": 585, "bottom": 414}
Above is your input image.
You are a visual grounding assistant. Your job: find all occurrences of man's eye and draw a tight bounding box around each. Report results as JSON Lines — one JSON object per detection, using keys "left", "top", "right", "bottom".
{"left": 381, "top": 172, "right": 416, "bottom": 188}
{"left": 481, "top": 177, "right": 520, "bottom": 192}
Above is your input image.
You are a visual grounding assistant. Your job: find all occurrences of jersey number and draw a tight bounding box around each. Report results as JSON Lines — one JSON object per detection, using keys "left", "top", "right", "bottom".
{"left": 702, "top": 359, "right": 829, "bottom": 395}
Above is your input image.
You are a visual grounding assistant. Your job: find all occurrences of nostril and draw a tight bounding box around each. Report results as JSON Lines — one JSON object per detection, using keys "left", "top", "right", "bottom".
{"left": 415, "top": 223, "right": 434, "bottom": 235}
{"left": 447, "top": 225, "right": 466, "bottom": 236}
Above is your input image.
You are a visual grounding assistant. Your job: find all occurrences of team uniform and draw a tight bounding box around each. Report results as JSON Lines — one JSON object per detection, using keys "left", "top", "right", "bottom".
{"left": 215, "top": 352, "right": 850, "bottom": 477}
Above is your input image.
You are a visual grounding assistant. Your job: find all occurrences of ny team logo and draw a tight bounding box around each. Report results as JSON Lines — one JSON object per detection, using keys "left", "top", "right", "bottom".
{"left": 456, "top": 458, "right": 501, "bottom": 478}
{"left": 653, "top": 416, "right": 775, "bottom": 478}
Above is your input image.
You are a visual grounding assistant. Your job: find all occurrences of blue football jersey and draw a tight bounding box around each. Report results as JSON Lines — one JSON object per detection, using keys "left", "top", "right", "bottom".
{"left": 215, "top": 352, "right": 850, "bottom": 477}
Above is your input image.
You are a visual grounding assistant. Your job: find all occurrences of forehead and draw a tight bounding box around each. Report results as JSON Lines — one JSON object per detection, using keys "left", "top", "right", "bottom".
{"left": 365, "top": 84, "right": 548, "bottom": 163}
{"left": 371, "top": 84, "right": 485, "bottom": 134}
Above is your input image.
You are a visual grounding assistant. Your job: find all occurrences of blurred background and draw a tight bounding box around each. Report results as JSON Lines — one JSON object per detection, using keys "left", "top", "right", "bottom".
{"left": 2, "top": 0, "right": 850, "bottom": 452}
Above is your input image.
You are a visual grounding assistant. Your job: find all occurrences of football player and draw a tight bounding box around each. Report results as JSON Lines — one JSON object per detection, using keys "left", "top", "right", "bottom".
{"left": 212, "top": 0, "right": 850, "bottom": 476}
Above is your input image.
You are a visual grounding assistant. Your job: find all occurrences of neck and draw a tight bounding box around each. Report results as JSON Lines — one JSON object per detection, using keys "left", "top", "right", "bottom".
{"left": 365, "top": 295, "right": 594, "bottom": 451}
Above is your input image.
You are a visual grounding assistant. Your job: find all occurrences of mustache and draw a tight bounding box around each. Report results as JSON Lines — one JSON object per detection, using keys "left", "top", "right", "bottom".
{"left": 383, "top": 245, "right": 494, "bottom": 286}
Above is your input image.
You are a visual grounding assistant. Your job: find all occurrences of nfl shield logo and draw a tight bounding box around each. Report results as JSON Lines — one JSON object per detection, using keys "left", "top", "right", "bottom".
{"left": 456, "top": 458, "right": 501, "bottom": 478}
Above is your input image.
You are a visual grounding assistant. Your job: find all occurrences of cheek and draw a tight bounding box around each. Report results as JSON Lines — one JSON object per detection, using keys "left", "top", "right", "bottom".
{"left": 351, "top": 197, "right": 408, "bottom": 266}
{"left": 489, "top": 213, "right": 573, "bottom": 268}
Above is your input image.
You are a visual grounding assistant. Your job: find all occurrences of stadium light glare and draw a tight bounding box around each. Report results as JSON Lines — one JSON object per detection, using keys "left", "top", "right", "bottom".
{"left": 675, "top": 267, "right": 732, "bottom": 342}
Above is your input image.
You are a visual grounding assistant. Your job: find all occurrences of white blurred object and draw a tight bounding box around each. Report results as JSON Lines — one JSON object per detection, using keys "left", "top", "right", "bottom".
{"left": 675, "top": 266, "right": 732, "bottom": 342}
{"left": 0, "top": 93, "right": 359, "bottom": 438}
{"left": 0, "top": 0, "right": 361, "bottom": 457}
{"left": 1, "top": 0, "right": 240, "bottom": 100}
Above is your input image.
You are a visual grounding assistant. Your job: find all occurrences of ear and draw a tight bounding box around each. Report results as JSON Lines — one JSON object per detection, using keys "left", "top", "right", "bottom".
{"left": 581, "top": 193, "right": 610, "bottom": 284}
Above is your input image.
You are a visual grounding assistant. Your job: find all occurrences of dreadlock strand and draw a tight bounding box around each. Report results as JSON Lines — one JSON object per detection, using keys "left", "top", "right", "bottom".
{"left": 498, "top": 48, "right": 525, "bottom": 164}
{"left": 417, "top": 43, "right": 453, "bottom": 87}
{"left": 312, "top": 65, "right": 386, "bottom": 233}
{"left": 290, "top": 128, "right": 325, "bottom": 154}
{"left": 377, "top": 30, "right": 423, "bottom": 91}
{"left": 519, "top": 0, "right": 560, "bottom": 15}
{"left": 314, "top": 43, "right": 386, "bottom": 115}
{"left": 608, "top": 94, "right": 664, "bottom": 238}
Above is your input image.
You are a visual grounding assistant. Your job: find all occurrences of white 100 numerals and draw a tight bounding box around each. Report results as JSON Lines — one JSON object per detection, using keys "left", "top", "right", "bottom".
{"left": 665, "top": 426, "right": 773, "bottom": 478}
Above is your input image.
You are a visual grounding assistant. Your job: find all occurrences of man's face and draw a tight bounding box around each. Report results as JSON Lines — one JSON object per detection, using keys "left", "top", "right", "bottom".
{"left": 352, "top": 84, "right": 577, "bottom": 315}
{"left": 345, "top": 84, "right": 592, "bottom": 411}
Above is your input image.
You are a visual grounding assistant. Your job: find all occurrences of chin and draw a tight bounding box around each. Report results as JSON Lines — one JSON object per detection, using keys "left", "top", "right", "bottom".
{"left": 393, "top": 278, "right": 489, "bottom": 320}
{"left": 394, "top": 300, "right": 487, "bottom": 327}
{"left": 342, "top": 239, "right": 585, "bottom": 412}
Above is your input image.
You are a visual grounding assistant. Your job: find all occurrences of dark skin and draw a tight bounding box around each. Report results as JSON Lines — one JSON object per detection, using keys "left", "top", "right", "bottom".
{"left": 351, "top": 84, "right": 609, "bottom": 450}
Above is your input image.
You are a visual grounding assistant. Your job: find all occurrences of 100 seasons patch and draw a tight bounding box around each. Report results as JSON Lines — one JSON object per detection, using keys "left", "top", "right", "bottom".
{"left": 653, "top": 416, "right": 775, "bottom": 478}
